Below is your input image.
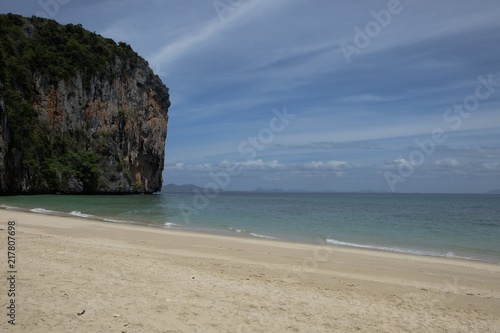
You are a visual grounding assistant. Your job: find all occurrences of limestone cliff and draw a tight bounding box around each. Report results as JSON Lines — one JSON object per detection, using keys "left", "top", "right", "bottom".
{"left": 0, "top": 14, "right": 170, "bottom": 194}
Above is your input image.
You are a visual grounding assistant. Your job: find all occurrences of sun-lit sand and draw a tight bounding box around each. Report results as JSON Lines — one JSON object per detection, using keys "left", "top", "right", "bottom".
{"left": 1, "top": 210, "right": 499, "bottom": 332}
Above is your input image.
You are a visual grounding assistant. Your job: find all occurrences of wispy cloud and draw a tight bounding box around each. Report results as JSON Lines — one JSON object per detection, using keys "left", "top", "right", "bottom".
{"left": 2, "top": 0, "right": 500, "bottom": 192}
{"left": 434, "top": 158, "right": 460, "bottom": 167}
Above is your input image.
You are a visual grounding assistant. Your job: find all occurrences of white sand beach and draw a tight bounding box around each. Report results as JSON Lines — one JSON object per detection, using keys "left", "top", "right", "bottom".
{"left": 1, "top": 210, "right": 499, "bottom": 332}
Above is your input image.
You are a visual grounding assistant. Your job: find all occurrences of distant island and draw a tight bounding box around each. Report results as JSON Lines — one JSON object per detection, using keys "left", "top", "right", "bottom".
{"left": 162, "top": 184, "right": 209, "bottom": 193}
{"left": 163, "top": 184, "right": 499, "bottom": 194}
{"left": 0, "top": 14, "right": 170, "bottom": 195}
{"left": 163, "top": 184, "right": 397, "bottom": 194}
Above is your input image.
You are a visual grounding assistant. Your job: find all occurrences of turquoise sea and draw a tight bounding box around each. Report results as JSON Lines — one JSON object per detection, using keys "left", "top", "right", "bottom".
{"left": 1, "top": 192, "right": 499, "bottom": 263}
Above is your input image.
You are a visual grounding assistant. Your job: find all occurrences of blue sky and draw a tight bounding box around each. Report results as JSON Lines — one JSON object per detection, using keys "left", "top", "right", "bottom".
{"left": 2, "top": 0, "right": 500, "bottom": 193}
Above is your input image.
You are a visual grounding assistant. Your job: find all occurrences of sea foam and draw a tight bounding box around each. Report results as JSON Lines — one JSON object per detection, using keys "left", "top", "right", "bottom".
{"left": 31, "top": 208, "right": 58, "bottom": 214}
{"left": 326, "top": 238, "right": 444, "bottom": 257}
{"left": 250, "top": 233, "right": 277, "bottom": 240}
{"left": 69, "top": 211, "right": 94, "bottom": 218}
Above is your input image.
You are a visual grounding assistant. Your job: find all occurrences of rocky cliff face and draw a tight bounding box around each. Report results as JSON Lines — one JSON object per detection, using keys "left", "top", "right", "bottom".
{"left": 28, "top": 59, "right": 170, "bottom": 194}
{"left": 0, "top": 14, "right": 170, "bottom": 194}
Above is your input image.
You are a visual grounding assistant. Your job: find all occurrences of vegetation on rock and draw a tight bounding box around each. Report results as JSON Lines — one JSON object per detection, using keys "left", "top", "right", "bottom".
{"left": 0, "top": 13, "right": 169, "bottom": 194}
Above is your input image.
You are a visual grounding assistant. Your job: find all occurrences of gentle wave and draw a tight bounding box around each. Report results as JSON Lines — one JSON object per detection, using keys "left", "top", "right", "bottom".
{"left": 164, "top": 222, "right": 178, "bottom": 228}
{"left": 69, "top": 211, "right": 94, "bottom": 218}
{"left": 11, "top": 205, "right": 144, "bottom": 226}
{"left": 227, "top": 226, "right": 249, "bottom": 234}
{"left": 225, "top": 225, "right": 276, "bottom": 239}
{"left": 103, "top": 218, "right": 132, "bottom": 223}
{"left": 0, "top": 205, "right": 18, "bottom": 210}
{"left": 31, "top": 208, "right": 58, "bottom": 214}
{"left": 326, "top": 238, "right": 450, "bottom": 257}
{"left": 249, "top": 233, "right": 277, "bottom": 240}
{"left": 30, "top": 207, "right": 136, "bottom": 224}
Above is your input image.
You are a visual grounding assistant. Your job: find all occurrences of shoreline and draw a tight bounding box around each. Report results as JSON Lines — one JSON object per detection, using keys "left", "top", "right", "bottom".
{"left": 1, "top": 204, "right": 499, "bottom": 265}
{"left": 1, "top": 210, "right": 500, "bottom": 331}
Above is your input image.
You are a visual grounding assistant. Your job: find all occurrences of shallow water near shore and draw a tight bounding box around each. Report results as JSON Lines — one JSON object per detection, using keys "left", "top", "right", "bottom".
{"left": 1, "top": 192, "right": 499, "bottom": 263}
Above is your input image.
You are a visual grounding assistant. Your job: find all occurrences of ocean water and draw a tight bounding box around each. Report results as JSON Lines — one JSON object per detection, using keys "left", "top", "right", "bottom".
{"left": 1, "top": 192, "right": 499, "bottom": 263}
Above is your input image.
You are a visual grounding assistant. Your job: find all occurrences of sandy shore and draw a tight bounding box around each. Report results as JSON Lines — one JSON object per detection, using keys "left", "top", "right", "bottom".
{"left": 0, "top": 210, "right": 499, "bottom": 332}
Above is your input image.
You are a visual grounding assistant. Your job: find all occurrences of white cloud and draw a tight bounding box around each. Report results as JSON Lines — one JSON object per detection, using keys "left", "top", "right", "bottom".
{"left": 167, "top": 159, "right": 285, "bottom": 174}
{"left": 298, "top": 161, "right": 353, "bottom": 173}
{"left": 380, "top": 158, "right": 409, "bottom": 171}
{"left": 235, "top": 159, "right": 285, "bottom": 170}
{"left": 165, "top": 160, "right": 185, "bottom": 170}
{"left": 434, "top": 158, "right": 460, "bottom": 167}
